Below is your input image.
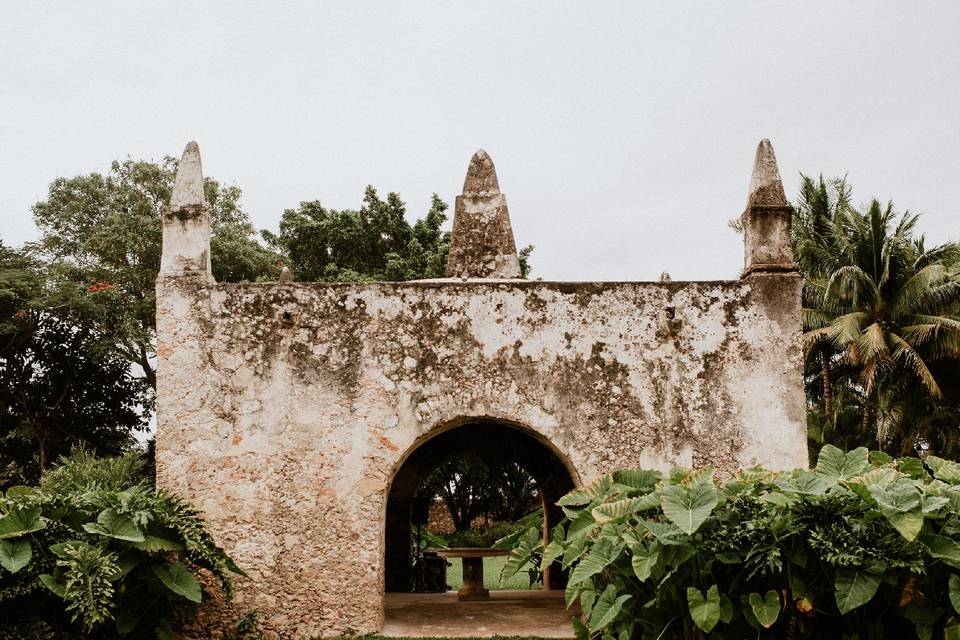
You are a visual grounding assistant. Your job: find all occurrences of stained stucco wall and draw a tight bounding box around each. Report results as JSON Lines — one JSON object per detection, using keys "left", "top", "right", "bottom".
{"left": 155, "top": 273, "right": 806, "bottom": 638}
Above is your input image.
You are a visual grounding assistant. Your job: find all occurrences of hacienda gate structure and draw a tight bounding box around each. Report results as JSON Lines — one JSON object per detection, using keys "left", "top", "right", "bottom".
{"left": 155, "top": 139, "right": 808, "bottom": 637}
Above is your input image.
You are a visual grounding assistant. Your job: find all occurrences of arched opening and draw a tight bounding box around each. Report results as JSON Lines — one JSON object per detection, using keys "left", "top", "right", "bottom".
{"left": 384, "top": 419, "right": 577, "bottom": 596}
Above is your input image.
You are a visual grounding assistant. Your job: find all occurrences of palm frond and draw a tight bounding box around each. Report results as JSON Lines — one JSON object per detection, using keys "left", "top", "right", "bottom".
{"left": 829, "top": 311, "right": 868, "bottom": 345}
{"left": 890, "top": 264, "right": 949, "bottom": 318}
{"left": 857, "top": 323, "right": 890, "bottom": 363}
{"left": 825, "top": 265, "right": 879, "bottom": 310}
{"left": 801, "top": 307, "right": 834, "bottom": 330}
{"left": 889, "top": 333, "right": 942, "bottom": 398}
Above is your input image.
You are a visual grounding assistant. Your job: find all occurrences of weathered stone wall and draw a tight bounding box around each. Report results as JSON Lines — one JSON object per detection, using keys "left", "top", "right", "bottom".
{"left": 156, "top": 273, "right": 807, "bottom": 638}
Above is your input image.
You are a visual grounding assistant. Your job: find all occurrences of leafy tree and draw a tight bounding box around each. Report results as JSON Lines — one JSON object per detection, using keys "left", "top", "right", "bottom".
{"left": 0, "top": 244, "right": 151, "bottom": 485}
{"left": 795, "top": 176, "right": 960, "bottom": 456}
{"left": 417, "top": 452, "right": 540, "bottom": 531}
{"left": 264, "top": 187, "right": 535, "bottom": 281}
{"left": 265, "top": 188, "right": 450, "bottom": 282}
{"left": 30, "top": 157, "right": 281, "bottom": 392}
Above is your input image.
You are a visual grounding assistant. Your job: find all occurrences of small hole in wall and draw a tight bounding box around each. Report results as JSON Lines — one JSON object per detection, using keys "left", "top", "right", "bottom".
{"left": 282, "top": 311, "right": 293, "bottom": 322}
{"left": 664, "top": 306, "right": 676, "bottom": 319}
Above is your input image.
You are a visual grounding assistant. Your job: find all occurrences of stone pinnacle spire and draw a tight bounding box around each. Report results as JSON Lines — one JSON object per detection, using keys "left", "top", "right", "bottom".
{"left": 740, "top": 138, "right": 796, "bottom": 277}
{"left": 445, "top": 149, "right": 522, "bottom": 279}
{"left": 170, "top": 141, "right": 208, "bottom": 209}
{"left": 160, "top": 141, "right": 213, "bottom": 280}
{"left": 462, "top": 149, "right": 501, "bottom": 196}
{"left": 746, "top": 139, "right": 787, "bottom": 208}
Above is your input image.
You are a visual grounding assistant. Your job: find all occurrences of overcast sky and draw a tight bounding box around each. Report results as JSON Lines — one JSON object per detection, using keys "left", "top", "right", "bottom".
{"left": 2, "top": 2, "right": 958, "bottom": 281}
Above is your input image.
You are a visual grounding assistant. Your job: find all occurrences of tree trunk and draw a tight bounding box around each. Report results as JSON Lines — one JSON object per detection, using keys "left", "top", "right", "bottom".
{"left": 820, "top": 350, "right": 833, "bottom": 420}
{"left": 140, "top": 344, "right": 156, "bottom": 390}
{"left": 860, "top": 403, "right": 873, "bottom": 440}
{"left": 38, "top": 438, "right": 47, "bottom": 479}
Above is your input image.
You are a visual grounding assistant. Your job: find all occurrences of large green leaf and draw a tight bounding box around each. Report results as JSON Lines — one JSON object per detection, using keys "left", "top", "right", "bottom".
{"left": 568, "top": 537, "right": 623, "bottom": 586}
{"left": 611, "top": 469, "right": 661, "bottom": 492}
{"left": 39, "top": 573, "right": 66, "bottom": 598}
{"left": 869, "top": 479, "right": 924, "bottom": 540}
{"left": 0, "top": 539, "right": 31, "bottom": 573}
{"left": 777, "top": 470, "right": 833, "bottom": 497}
{"left": 687, "top": 585, "right": 721, "bottom": 633}
{"left": 541, "top": 525, "right": 565, "bottom": 568}
{"left": 660, "top": 473, "right": 719, "bottom": 534}
{"left": 571, "top": 615, "right": 590, "bottom": 640}
{"left": 630, "top": 542, "right": 659, "bottom": 582}
{"left": 4, "top": 486, "right": 34, "bottom": 498}
{"left": 748, "top": 590, "right": 780, "bottom": 628}
{"left": 82, "top": 508, "right": 145, "bottom": 542}
{"left": 899, "top": 457, "right": 930, "bottom": 481}
{"left": 816, "top": 445, "right": 870, "bottom": 481}
{"left": 719, "top": 593, "right": 734, "bottom": 623}
{"left": 152, "top": 562, "right": 202, "bottom": 603}
{"left": 641, "top": 520, "right": 688, "bottom": 545}
{"left": 921, "top": 534, "right": 960, "bottom": 568}
{"left": 0, "top": 506, "right": 45, "bottom": 539}
{"left": 128, "top": 534, "right": 183, "bottom": 552}
{"left": 592, "top": 496, "right": 648, "bottom": 524}
{"left": 835, "top": 569, "right": 881, "bottom": 614}
{"left": 579, "top": 588, "right": 597, "bottom": 619}
{"left": 589, "top": 584, "right": 631, "bottom": 631}
{"left": 500, "top": 527, "right": 541, "bottom": 585}
{"left": 558, "top": 476, "right": 614, "bottom": 507}
{"left": 950, "top": 575, "right": 960, "bottom": 615}
{"left": 927, "top": 456, "right": 960, "bottom": 483}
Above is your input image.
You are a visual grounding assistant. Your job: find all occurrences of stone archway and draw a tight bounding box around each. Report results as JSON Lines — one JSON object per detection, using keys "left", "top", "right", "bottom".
{"left": 383, "top": 419, "right": 578, "bottom": 594}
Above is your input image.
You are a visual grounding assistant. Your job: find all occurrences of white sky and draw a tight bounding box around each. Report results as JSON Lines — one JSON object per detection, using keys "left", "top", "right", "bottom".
{"left": 2, "top": 2, "right": 958, "bottom": 281}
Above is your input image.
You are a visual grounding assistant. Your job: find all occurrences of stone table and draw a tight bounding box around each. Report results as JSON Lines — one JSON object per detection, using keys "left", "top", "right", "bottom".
{"left": 430, "top": 547, "right": 510, "bottom": 601}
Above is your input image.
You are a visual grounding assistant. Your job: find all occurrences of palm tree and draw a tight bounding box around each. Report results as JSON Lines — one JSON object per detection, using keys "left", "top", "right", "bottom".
{"left": 798, "top": 181, "right": 960, "bottom": 453}
{"left": 793, "top": 175, "right": 853, "bottom": 421}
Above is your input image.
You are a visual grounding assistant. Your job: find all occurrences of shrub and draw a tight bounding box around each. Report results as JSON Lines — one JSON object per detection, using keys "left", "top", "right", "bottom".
{"left": 439, "top": 511, "right": 542, "bottom": 549}
{"left": 502, "top": 446, "right": 960, "bottom": 639}
{"left": 0, "top": 448, "right": 242, "bottom": 639}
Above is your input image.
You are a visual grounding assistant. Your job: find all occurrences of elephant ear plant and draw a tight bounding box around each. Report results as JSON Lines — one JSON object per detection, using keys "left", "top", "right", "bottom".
{"left": 0, "top": 449, "right": 242, "bottom": 639}
{"left": 502, "top": 446, "right": 960, "bottom": 640}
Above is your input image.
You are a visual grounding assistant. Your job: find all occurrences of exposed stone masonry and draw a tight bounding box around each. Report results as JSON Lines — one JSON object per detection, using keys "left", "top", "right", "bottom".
{"left": 445, "top": 150, "right": 522, "bottom": 278}
{"left": 156, "top": 140, "right": 808, "bottom": 638}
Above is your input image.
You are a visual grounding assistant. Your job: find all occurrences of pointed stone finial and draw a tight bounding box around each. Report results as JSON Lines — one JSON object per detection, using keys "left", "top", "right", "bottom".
{"left": 445, "top": 149, "right": 521, "bottom": 279}
{"left": 746, "top": 139, "right": 787, "bottom": 208}
{"left": 740, "top": 139, "right": 796, "bottom": 278}
{"left": 160, "top": 141, "right": 213, "bottom": 280}
{"left": 660, "top": 271, "right": 672, "bottom": 282}
{"left": 279, "top": 266, "right": 293, "bottom": 283}
{"left": 462, "top": 149, "right": 500, "bottom": 196}
{"left": 170, "top": 141, "right": 207, "bottom": 209}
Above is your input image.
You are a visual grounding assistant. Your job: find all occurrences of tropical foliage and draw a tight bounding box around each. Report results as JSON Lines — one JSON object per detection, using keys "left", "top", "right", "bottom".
{"left": 503, "top": 446, "right": 960, "bottom": 639}
{"left": 0, "top": 243, "right": 152, "bottom": 484}
{"left": 0, "top": 449, "right": 241, "bottom": 639}
{"left": 794, "top": 176, "right": 960, "bottom": 458}
{"left": 418, "top": 453, "right": 541, "bottom": 531}
{"left": 31, "top": 156, "right": 281, "bottom": 392}
{"left": 263, "top": 188, "right": 534, "bottom": 282}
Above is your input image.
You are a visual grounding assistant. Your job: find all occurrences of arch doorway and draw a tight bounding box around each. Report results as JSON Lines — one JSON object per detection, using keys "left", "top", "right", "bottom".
{"left": 384, "top": 419, "right": 577, "bottom": 595}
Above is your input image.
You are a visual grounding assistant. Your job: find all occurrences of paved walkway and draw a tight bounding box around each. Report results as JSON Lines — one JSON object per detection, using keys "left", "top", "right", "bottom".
{"left": 382, "top": 590, "right": 579, "bottom": 638}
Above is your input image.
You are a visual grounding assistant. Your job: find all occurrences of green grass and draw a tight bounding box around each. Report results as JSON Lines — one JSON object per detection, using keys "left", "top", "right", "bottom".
{"left": 443, "top": 556, "right": 539, "bottom": 591}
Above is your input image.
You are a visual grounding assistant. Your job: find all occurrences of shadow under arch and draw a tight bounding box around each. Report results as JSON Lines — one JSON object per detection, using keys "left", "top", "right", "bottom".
{"left": 383, "top": 418, "right": 579, "bottom": 593}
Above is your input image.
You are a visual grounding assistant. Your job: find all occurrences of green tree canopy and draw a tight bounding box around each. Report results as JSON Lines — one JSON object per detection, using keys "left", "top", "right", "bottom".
{"left": 30, "top": 156, "right": 281, "bottom": 391}
{"left": 265, "top": 187, "right": 534, "bottom": 281}
{"left": 264, "top": 187, "right": 452, "bottom": 282}
{"left": 795, "top": 175, "right": 960, "bottom": 456}
{"left": 0, "top": 243, "right": 151, "bottom": 485}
